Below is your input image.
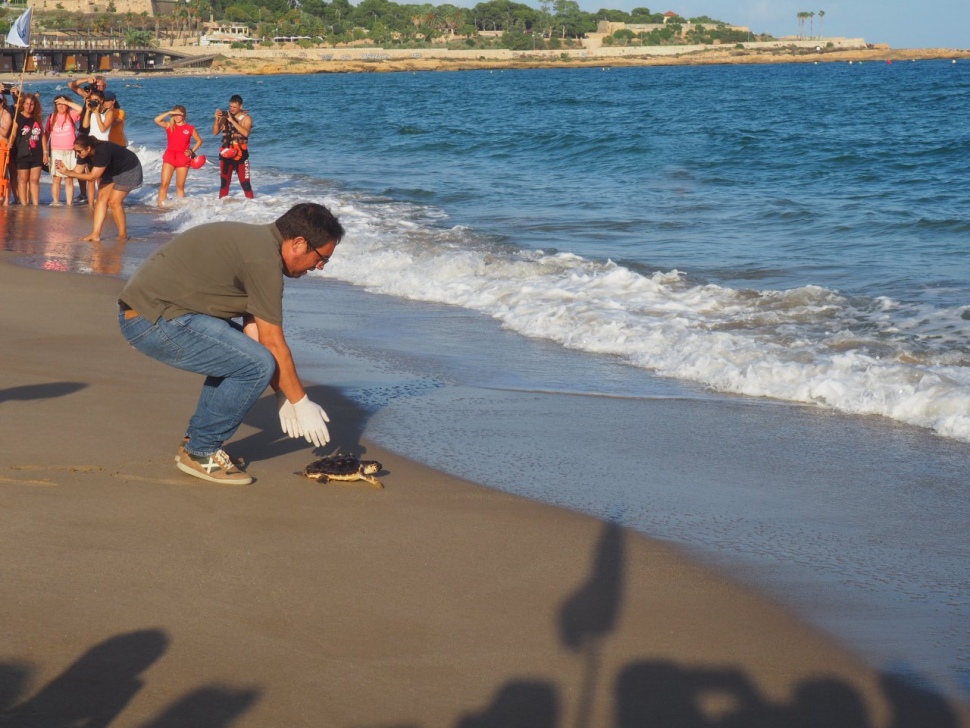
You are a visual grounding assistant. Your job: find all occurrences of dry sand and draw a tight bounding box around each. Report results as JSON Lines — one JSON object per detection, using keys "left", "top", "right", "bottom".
{"left": 2, "top": 213, "right": 970, "bottom": 726}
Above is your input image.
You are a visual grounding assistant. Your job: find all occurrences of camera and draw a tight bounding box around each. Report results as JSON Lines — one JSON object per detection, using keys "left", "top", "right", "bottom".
{"left": 81, "top": 83, "right": 93, "bottom": 92}
{"left": 87, "top": 99, "right": 99, "bottom": 108}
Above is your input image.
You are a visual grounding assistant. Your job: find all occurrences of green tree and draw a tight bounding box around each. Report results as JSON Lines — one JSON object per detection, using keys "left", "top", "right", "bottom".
{"left": 612, "top": 28, "right": 633, "bottom": 44}
{"left": 592, "top": 8, "right": 629, "bottom": 22}
{"left": 552, "top": 0, "right": 591, "bottom": 39}
{"left": 125, "top": 28, "right": 156, "bottom": 45}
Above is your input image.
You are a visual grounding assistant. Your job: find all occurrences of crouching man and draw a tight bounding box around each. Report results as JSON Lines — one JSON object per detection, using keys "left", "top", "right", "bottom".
{"left": 118, "top": 202, "right": 344, "bottom": 484}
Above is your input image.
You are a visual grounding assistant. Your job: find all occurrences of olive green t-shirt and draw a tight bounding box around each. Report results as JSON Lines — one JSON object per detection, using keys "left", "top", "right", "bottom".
{"left": 119, "top": 222, "right": 285, "bottom": 325}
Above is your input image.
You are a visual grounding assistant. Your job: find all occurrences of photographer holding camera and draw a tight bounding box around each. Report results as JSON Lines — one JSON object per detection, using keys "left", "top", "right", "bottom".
{"left": 68, "top": 75, "right": 107, "bottom": 101}
{"left": 212, "top": 94, "right": 253, "bottom": 199}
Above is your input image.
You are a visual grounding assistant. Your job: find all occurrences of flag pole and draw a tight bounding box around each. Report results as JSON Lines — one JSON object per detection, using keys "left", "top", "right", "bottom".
{"left": 6, "top": 6, "right": 34, "bottom": 145}
{"left": 8, "top": 56, "right": 30, "bottom": 146}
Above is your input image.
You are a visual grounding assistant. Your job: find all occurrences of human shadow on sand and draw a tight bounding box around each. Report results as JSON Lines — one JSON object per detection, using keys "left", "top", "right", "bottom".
{"left": 453, "top": 521, "right": 963, "bottom": 728}
{"left": 0, "top": 382, "right": 86, "bottom": 404}
{"left": 0, "top": 629, "right": 258, "bottom": 728}
{"left": 233, "top": 383, "right": 381, "bottom": 466}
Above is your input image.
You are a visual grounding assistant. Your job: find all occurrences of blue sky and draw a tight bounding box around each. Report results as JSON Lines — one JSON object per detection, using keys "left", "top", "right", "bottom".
{"left": 574, "top": 0, "right": 970, "bottom": 49}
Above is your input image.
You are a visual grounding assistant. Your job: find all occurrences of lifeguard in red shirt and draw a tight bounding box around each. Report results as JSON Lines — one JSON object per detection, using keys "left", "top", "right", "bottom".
{"left": 154, "top": 104, "right": 203, "bottom": 206}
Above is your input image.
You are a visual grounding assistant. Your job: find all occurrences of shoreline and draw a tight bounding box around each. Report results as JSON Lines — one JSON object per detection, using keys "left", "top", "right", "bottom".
{"left": 207, "top": 46, "right": 970, "bottom": 76}
{"left": 3, "top": 46, "right": 969, "bottom": 82}
{"left": 3, "top": 209, "right": 970, "bottom": 724}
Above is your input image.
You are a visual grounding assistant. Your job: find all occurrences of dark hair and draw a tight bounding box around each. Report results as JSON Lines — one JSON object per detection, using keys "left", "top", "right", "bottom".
{"left": 275, "top": 203, "right": 345, "bottom": 249}
{"left": 229, "top": 94, "right": 243, "bottom": 105}
{"left": 74, "top": 133, "right": 102, "bottom": 150}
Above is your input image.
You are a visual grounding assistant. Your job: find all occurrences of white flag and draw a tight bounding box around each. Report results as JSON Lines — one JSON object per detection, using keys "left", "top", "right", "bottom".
{"left": 6, "top": 7, "right": 33, "bottom": 48}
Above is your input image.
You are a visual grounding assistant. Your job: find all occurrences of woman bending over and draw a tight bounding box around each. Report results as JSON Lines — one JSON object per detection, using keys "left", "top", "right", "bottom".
{"left": 59, "top": 134, "right": 143, "bottom": 242}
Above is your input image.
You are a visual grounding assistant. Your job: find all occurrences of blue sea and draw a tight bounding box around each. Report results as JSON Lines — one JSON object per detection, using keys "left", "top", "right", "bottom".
{"left": 6, "top": 60, "right": 970, "bottom": 698}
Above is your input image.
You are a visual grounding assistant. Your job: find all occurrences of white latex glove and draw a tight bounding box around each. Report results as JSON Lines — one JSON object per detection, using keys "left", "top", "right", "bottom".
{"left": 292, "top": 394, "right": 331, "bottom": 447}
{"left": 276, "top": 391, "right": 301, "bottom": 439}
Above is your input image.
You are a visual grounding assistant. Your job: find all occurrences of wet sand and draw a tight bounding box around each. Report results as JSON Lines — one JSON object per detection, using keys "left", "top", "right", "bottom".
{"left": 1, "top": 207, "right": 969, "bottom": 726}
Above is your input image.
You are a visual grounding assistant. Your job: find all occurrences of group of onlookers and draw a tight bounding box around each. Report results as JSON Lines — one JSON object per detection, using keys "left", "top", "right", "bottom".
{"left": 1, "top": 75, "right": 255, "bottom": 240}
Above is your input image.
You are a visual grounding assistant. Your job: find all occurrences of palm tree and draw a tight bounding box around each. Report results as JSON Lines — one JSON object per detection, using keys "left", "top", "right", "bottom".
{"left": 809, "top": 11, "right": 815, "bottom": 38}
{"left": 818, "top": 10, "right": 825, "bottom": 39}
{"left": 796, "top": 11, "right": 807, "bottom": 38}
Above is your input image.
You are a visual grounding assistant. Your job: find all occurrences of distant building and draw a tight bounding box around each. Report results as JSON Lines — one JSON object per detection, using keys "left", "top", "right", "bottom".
{"left": 596, "top": 19, "right": 750, "bottom": 36}
{"left": 200, "top": 22, "right": 251, "bottom": 46}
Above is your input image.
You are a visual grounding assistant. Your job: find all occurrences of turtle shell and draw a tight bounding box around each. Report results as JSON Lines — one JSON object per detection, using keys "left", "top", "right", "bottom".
{"left": 304, "top": 454, "right": 364, "bottom": 478}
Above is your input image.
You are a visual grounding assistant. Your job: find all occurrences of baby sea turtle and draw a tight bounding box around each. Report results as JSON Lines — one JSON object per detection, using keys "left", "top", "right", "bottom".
{"left": 300, "top": 453, "right": 384, "bottom": 489}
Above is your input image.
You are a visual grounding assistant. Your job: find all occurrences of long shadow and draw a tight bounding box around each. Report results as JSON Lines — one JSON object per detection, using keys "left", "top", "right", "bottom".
{"left": 0, "top": 382, "right": 87, "bottom": 404}
{"left": 232, "top": 383, "right": 379, "bottom": 464}
{"left": 455, "top": 682, "right": 560, "bottom": 728}
{"left": 0, "top": 630, "right": 260, "bottom": 728}
{"left": 450, "top": 520, "right": 967, "bottom": 728}
{"left": 139, "top": 686, "right": 259, "bottom": 728}
{"left": 559, "top": 522, "right": 624, "bottom": 728}
{"left": 0, "top": 629, "right": 168, "bottom": 727}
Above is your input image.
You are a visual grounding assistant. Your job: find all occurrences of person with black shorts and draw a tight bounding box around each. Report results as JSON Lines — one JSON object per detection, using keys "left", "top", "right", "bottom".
{"left": 59, "top": 134, "right": 143, "bottom": 241}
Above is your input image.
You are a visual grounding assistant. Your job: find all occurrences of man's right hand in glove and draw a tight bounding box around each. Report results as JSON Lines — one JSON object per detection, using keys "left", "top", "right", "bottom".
{"left": 292, "top": 395, "right": 331, "bottom": 447}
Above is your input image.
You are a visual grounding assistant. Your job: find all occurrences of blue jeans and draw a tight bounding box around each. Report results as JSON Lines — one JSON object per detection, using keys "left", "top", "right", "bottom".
{"left": 119, "top": 311, "right": 276, "bottom": 456}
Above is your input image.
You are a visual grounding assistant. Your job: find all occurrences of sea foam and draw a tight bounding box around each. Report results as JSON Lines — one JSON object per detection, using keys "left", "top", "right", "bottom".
{"left": 152, "top": 174, "right": 970, "bottom": 444}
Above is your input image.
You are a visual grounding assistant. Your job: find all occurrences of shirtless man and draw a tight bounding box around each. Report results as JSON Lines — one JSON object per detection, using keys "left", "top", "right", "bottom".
{"left": 213, "top": 94, "right": 254, "bottom": 199}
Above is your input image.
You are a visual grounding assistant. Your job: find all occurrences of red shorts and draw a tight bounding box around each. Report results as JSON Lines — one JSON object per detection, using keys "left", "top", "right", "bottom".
{"left": 163, "top": 149, "right": 191, "bottom": 168}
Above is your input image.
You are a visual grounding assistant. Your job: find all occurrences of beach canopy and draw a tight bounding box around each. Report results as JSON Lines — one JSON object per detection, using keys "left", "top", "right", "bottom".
{"left": 6, "top": 7, "right": 33, "bottom": 48}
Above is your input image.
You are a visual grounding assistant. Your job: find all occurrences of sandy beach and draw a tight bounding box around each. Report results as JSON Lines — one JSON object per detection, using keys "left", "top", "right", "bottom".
{"left": 2, "top": 208, "right": 969, "bottom": 726}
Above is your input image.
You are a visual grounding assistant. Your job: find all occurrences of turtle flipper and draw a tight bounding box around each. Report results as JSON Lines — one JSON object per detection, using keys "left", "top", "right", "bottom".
{"left": 361, "top": 474, "right": 384, "bottom": 489}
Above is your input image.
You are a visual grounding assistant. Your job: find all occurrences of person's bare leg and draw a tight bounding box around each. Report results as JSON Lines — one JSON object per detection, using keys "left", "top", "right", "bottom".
{"left": 83, "top": 182, "right": 113, "bottom": 242}
{"left": 51, "top": 175, "right": 62, "bottom": 205}
{"left": 107, "top": 187, "right": 130, "bottom": 241}
{"left": 159, "top": 163, "right": 174, "bottom": 206}
{"left": 175, "top": 166, "right": 189, "bottom": 198}
{"left": 65, "top": 176, "right": 74, "bottom": 206}
{"left": 29, "top": 167, "right": 41, "bottom": 205}
{"left": 17, "top": 169, "right": 29, "bottom": 205}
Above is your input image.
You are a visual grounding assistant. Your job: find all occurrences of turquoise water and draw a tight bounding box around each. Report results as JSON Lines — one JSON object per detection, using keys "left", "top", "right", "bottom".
{"left": 7, "top": 61, "right": 970, "bottom": 697}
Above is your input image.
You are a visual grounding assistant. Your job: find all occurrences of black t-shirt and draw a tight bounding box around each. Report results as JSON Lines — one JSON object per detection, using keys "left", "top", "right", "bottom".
{"left": 15, "top": 113, "right": 42, "bottom": 160}
{"left": 91, "top": 141, "right": 140, "bottom": 176}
